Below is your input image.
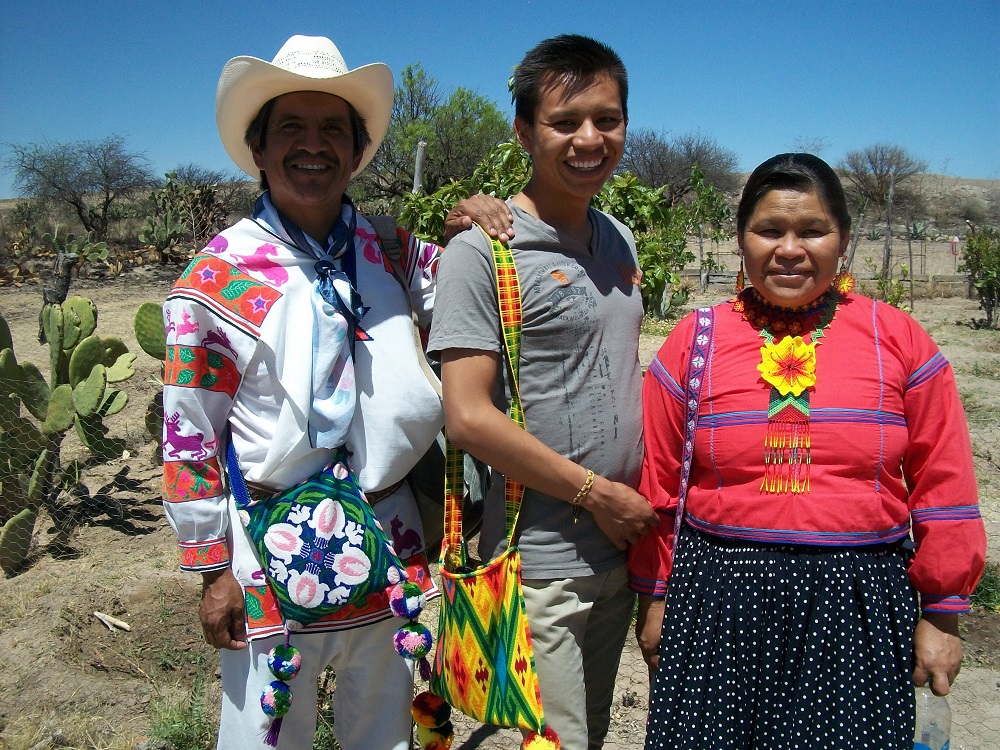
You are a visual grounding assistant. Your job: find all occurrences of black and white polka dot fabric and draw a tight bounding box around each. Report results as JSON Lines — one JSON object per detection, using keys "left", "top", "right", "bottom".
{"left": 645, "top": 525, "right": 919, "bottom": 749}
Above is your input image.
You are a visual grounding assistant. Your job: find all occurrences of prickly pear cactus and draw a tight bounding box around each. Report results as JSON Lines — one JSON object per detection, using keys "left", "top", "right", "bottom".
{"left": 133, "top": 302, "right": 166, "bottom": 461}
{"left": 0, "top": 296, "right": 136, "bottom": 575}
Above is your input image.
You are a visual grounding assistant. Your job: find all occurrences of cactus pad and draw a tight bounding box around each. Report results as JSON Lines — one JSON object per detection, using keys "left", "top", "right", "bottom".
{"left": 134, "top": 302, "right": 167, "bottom": 360}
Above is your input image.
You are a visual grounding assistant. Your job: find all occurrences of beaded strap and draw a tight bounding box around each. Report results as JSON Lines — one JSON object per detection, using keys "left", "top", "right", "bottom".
{"left": 674, "top": 306, "right": 714, "bottom": 551}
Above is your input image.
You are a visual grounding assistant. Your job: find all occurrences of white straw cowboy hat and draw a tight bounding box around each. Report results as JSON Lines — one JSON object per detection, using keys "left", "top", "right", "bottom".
{"left": 216, "top": 35, "right": 393, "bottom": 179}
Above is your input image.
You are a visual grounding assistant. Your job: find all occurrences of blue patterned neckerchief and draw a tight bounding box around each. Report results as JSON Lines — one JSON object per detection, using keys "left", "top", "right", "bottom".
{"left": 252, "top": 194, "right": 364, "bottom": 355}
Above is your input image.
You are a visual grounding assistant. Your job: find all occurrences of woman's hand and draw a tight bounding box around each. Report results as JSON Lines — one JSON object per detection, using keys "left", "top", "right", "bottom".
{"left": 636, "top": 594, "right": 666, "bottom": 680}
{"left": 912, "top": 612, "right": 962, "bottom": 695}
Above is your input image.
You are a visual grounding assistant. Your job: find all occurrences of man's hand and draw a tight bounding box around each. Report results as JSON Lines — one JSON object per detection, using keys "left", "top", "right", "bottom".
{"left": 636, "top": 595, "right": 665, "bottom": 679}
{"left": 912, "top": 612, "right": 962, "bottom": 695}
{"left": 200, "top": 568, "right": 248, "bottom": 651}
{"left": 444, "top": 194, "right": 515, "bottom": 244}
{"left": 581, "top": 476, "right": 659, "bottom": 550}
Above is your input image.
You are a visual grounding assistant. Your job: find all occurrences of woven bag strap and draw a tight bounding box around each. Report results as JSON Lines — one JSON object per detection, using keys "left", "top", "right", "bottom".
{"left": 441, "top": 229, "right": 524, "bottom": 567}
{"left": 673, "top": 306, "right": 714, "bottom": 550}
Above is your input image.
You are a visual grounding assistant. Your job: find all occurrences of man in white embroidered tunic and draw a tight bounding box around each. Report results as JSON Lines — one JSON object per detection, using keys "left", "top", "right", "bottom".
{"left": 161, "top": 35, "right": 510, "bottom": 749}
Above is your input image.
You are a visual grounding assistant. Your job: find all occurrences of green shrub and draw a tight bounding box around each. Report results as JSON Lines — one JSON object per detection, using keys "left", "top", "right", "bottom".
{"left": 971, "top": 561, "right": 1000, "bottom": 613}
{"left": 960, "top": 226, "right": 1000, "bottom": 328}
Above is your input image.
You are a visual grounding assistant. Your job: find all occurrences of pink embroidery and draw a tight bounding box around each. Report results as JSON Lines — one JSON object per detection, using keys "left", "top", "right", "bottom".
{"left": 176, "top": 310, "right": 200, "bottom": 336}
{"left": 205, "top": 236, "right": 228, "bottom": 254}
{"left": 232, "top": 243, "right": 290, "bottom": 287}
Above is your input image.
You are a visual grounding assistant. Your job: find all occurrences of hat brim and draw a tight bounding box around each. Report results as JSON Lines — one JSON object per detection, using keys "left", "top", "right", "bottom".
{"left": 216, "top": 55, "right": 393, "bottom": 179}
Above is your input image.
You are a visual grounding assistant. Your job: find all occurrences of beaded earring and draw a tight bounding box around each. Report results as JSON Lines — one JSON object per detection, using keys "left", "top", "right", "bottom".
{"left": 735, "top": 253, "right": 745, "bottom": 293}
{"left": 833, "top": 258, "right": 856, "bottom": 294}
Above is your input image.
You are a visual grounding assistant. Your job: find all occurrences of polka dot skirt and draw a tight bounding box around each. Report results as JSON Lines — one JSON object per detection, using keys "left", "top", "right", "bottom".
{"left": 645, "top": 525, "right": 919, "bottom": 749}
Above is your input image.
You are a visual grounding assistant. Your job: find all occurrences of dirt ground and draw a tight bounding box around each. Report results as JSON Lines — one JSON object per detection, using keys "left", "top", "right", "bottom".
{"left": 0, "top": 261, "right": 997, "bottom": 749}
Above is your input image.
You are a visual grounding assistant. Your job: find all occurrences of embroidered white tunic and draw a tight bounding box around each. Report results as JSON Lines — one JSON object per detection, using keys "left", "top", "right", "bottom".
{"left": 162, "top": 198, "right": 441, "bottom": 636}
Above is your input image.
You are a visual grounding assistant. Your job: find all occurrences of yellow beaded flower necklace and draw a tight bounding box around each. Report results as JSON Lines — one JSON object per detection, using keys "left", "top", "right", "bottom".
{"left": 733, "top": 288, "right": 843, "bottom": 494}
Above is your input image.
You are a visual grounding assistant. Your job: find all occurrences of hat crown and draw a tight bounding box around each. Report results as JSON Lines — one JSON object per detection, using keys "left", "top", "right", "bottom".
{"left": 270, "top": 35, "right": 350, "bottom": 79}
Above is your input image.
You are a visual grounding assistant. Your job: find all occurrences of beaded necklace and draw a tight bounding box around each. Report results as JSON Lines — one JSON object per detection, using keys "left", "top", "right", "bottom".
{"left": 732, "top": 287, "right": 843, "bottom": 494}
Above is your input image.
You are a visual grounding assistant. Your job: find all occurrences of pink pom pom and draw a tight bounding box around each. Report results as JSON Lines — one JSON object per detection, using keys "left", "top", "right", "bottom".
{"left": 393, "top": 622, "right": 433, "bottom": 660}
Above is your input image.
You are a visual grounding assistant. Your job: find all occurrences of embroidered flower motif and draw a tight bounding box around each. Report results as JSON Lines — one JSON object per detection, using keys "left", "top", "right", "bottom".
{"left": 332, "top": 546, "right": 372, "bottom": 586}
{"left": 757, "top": 336, "right": 816, "bottom": 396}
{"left": 263, "top": 522, "right": 305, "bottom": 563}
{"left": 286, "top": 569, "right": 330, "bottom": 609}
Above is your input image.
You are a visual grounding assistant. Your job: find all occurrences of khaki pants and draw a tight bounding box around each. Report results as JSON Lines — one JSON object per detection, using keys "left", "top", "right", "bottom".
{"left": 522, "top": 563, "right": 635, "bottom": 749}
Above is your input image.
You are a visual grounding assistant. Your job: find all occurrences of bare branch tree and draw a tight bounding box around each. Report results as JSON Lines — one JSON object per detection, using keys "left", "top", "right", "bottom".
{"left": 7, "top": 135, "right": 158, "bottom": 240}
{"left": 620, "top": 129, "right": 739, "bottom": 205}
{"left": 838, "top": 143, "right": 927, "bottom": 220}
{"left": 838, "top": 143, "right": 927, "bottom": 284}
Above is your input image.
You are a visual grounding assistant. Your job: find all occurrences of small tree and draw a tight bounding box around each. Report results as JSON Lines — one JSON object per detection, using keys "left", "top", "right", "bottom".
{"left": 839, "top": 144, "right": 927, "bottom": 285}
{"left": 960, "top": 226, "right": 1000, "bottom": 328}
{"left": 7, "top": 136, "right": 159, "bottom": 241}
{"left": 356, "top": 64, "right": 511, "bottom": 211}
{"left": 619, "top": 129, "right": 740, "bottom": 205}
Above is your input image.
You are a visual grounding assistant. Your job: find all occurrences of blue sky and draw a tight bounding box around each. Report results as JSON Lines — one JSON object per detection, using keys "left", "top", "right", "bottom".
{"left": 1, "top": 1, "right": 998, "bottom": 199}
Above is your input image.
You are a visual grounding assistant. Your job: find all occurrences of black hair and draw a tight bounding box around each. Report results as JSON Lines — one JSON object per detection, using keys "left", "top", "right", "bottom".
{"left": 512, "top": 34, "right": 628, "bottom": 124}
{"left": 243, "top": 94, "right": 371, "bottom": 190}
{"left": 737, "top": 153, "right": 852, "bottom": 239}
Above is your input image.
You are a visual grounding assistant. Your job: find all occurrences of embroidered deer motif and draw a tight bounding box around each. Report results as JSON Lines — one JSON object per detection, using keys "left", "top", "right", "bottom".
{"left": 177, "top": 310, "right": 200, "bottom": 336}
{"left": 201, "top": 327, "right": 238, "bottom": 359}
{"left": 232, "top": 243, "right": 289, "bottom": 287}
{"left": 164, "top": 412, "right": 209, "bottom": 459}
{"left": 390, "top": 516, "right": 422, "bottom": 557}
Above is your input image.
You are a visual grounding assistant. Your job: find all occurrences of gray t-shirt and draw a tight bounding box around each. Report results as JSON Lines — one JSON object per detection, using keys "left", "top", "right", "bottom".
{"left": 427, "top": 201, "right": 644, "bottom": 578}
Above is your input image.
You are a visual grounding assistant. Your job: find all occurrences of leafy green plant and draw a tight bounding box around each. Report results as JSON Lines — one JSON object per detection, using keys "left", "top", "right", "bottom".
{"left": 971, "top": 561, "right": 1000, "bottom": 613}
{"left": 864, "top": 258, "right": 911, "bottom": 311}
{"left": 906, "top": 221, "right": 929, "bottom": 241}
{"left": 865, "top": 227, "right": 884, "bottom": 241}
{"left": 401, "top": 145, "right": 730, "bottom": 320}
{"left": 149, "top": 672, "right": 216, "bottom": 749}
{"left": 959, "top": 226, "right": 1000, "bottom": 328}
{"left": 0, "top": 296, "right": 135, "bottom": 574}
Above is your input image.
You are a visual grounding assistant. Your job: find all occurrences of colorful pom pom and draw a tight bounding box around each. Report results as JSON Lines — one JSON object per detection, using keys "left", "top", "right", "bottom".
{"left": 416, "top": 721, "right": 454, "bottom": 749}
{"left": 393, "top": 621, "right": 433, "bottom": 660}
{"left": 267, "top": 643, "right": 302, "bottom": 681}
{"left": 522, "top": 726, "right": 561, "bottom": 749}
{"left": 412, "top": 691, "right": 451, "bottom": 728}
{"left": 260, "top": 680, "right": 292, "bottom": 718}
{"left": 389, "top": 581, "right": 427, "bottom": 618}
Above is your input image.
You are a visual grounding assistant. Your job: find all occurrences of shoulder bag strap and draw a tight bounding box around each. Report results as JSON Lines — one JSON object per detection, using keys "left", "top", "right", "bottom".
{"left": 442, "top": 228, "right": 524, "bottom": 569}
{"left": 673, "top": 306, "right": 714, "bottom": 551}
{"left": 366, "top": 214, "right": 442, "bottom": 398}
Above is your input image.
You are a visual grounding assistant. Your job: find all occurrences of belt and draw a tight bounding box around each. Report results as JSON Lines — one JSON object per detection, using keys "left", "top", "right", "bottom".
{"left": 244, "top": 478, "right": 404, "bottom": 504}
{"left": 365, "top": 479, "right": 405, "bottom": 504}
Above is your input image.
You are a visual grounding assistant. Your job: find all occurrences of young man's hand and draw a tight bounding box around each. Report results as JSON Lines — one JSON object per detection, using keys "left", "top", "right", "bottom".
{"left": 582, "top": 476, "right": 659, "bottom": 550}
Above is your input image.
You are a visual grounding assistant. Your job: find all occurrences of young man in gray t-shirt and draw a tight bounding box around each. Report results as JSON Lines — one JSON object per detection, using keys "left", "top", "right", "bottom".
{"left": 427, "top": 35, "right": 658, "bottom": 749}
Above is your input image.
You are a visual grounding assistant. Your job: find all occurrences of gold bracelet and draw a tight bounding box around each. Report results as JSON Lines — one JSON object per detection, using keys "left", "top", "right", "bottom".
{"left": 571, "top": 469, "right": 595, "bottom": 523}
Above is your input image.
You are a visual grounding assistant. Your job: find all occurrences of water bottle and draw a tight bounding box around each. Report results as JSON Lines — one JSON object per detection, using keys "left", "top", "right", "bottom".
{"left": 913, "top": 686, "right": 951, "bottom": 750}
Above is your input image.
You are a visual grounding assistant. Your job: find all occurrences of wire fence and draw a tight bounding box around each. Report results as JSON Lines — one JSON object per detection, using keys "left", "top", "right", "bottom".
{"left": 0, "top": 304, "right": 997, "bottom": 749}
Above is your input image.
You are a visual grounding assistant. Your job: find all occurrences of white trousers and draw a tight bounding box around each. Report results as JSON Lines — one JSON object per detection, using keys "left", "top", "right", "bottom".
{"left": 521, "top": 563, "right": 635, "bottom": 750}
{"left": 217, "top": 616, "right": 414, "bottom": 750}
